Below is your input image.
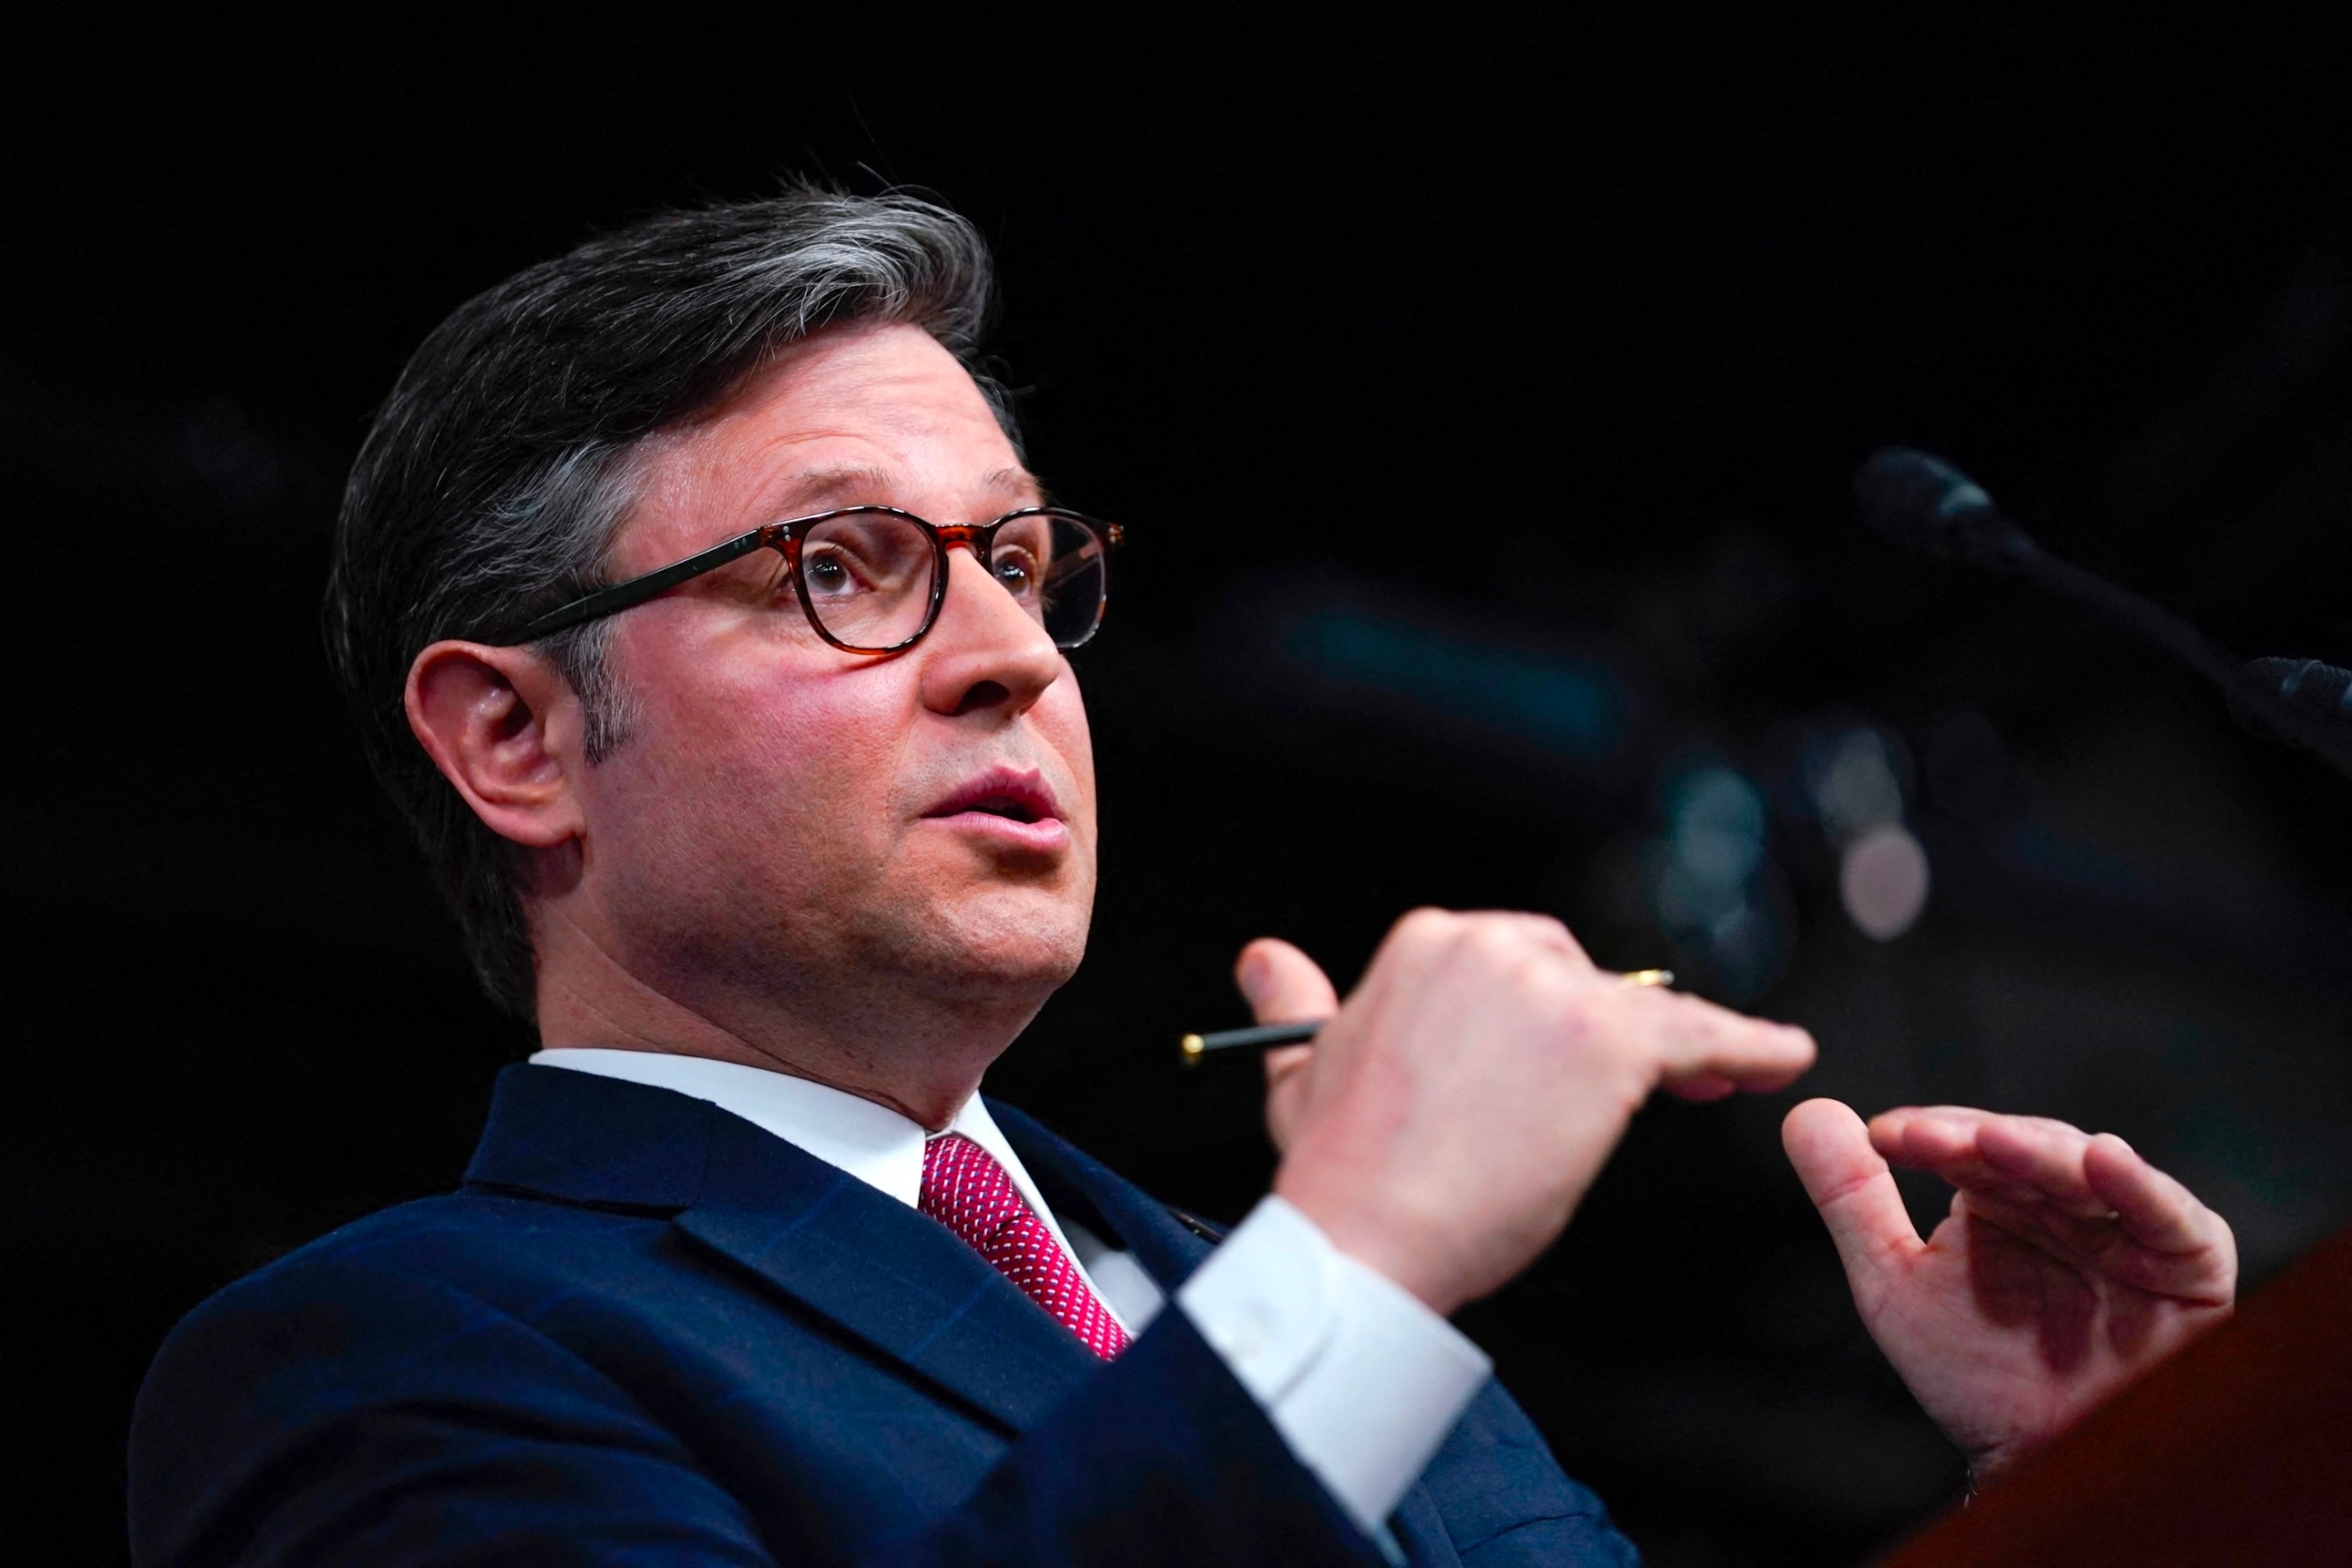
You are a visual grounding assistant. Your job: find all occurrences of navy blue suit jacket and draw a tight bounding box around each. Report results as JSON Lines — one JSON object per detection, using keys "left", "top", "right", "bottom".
{"left": 130, "top": 1063, "right": 1636, "bottom": 1566}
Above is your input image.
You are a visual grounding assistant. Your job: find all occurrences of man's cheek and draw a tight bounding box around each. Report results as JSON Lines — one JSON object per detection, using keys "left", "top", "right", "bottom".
{"left": 1040, "top": 688, "right": 1096, "bottom": 833}
{"left": 737, "top": 712, "right": 908, "bottom": 863}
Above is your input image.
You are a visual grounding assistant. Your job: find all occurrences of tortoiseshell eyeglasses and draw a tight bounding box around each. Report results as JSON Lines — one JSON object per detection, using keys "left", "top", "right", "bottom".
{"left": 491, "top": 505, "right": 1124, "bottom": 654}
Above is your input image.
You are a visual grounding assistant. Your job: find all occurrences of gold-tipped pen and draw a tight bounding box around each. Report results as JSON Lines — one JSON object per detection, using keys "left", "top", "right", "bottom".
{"left": 1178, "top": 969, "right": 1674, "bottom": 1063}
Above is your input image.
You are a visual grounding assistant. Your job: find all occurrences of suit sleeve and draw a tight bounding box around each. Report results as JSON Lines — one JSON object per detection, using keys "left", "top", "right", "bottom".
{"left": 1402, "top": 1381, "right": 1642, "bottom": 1566}
{"left": 130, "top": 1258, "right": 1392, "bottom": 1568}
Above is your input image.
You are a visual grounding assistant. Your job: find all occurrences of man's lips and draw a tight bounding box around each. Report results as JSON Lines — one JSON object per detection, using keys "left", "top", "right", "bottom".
{"left": 920, "top": 766, "right": 1070, "bottom": 851}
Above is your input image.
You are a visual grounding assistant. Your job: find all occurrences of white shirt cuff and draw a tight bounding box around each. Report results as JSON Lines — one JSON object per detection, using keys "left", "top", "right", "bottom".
{"left": 1174, "top": 1194, "right": 1491, "bottom": 1539}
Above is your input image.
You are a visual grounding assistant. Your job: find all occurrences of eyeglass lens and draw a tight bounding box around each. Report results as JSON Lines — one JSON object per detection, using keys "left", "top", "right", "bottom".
{"left": 794, "top": 511, "right": 1109, "bottom": 651}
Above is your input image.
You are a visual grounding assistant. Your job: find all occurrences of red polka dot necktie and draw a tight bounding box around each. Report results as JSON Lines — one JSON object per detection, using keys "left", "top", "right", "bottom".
{"left": 919, "top": 1132, "right": 1131, "bottom": 1361}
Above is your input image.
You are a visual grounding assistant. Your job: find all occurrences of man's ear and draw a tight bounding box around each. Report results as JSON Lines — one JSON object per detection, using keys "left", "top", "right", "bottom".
{"left": 404, "top": 640, "right": 588, "bottom": 849}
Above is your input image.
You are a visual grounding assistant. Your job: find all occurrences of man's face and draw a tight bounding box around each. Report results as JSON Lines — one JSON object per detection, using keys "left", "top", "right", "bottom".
{"left": 564, "top": 321, "right": 1096, "bottom": 1039}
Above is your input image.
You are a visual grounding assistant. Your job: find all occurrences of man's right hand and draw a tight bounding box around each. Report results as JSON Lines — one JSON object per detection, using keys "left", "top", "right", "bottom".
{"left": 1246, "top": 910, "right": 1817, "bottom": 1316}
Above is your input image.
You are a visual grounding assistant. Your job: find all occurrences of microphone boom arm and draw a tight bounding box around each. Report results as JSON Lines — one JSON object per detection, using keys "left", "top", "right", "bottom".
{"left": 2021, "top": 548, "right": 2352, "bottom": 780}
{"left": 1854, "top": 446, "right": 2352, "bottom": 783}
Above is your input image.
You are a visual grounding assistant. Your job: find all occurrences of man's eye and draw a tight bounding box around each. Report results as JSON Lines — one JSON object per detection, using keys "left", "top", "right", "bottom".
{"left": 993, "top": 551, "right": 1038, "bottom": 596}
{"left": 803, "top": 551, "right": 858, "bottom": 595}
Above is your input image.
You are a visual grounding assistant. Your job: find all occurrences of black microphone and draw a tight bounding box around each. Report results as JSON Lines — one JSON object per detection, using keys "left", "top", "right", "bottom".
{"left": 1853, "top": 447, "right": 2352, "bottom": 781}
{"left": 2235, "top": 658, "right": 2352, "bottom": 760}
{"left": 2247, "top": 656, "right": 2352, "bottom": 720}
{"left": 1852, "top": 447, "right": 2039, "bottom": 574}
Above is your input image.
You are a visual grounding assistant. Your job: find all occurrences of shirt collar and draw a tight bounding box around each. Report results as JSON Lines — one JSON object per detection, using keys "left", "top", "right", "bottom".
{"left": 527, "top": 1047, "right": 1070, "bottom": 1244}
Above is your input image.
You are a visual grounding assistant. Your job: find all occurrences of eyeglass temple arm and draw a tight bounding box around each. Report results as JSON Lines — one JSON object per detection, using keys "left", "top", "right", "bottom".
{"left": 502, "top": 527, "right": 781, "bottom": 644}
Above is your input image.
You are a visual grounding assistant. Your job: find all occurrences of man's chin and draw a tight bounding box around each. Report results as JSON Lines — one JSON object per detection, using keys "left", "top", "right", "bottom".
{"left": 861, "top": 881, "right": 1090, "bottom": 998}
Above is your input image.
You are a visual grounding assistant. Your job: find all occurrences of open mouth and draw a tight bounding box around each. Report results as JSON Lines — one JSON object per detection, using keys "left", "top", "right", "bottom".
{"left": 956, "top": 793, "right": 1044, "bottom": 825}
{"left": 923, "top": 767, "right": 1063, "bottom": 830}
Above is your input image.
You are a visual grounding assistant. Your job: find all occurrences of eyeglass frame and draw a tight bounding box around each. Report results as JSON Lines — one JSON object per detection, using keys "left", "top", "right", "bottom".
{"left": 488, "top": 505, "right": 1125, "bottom": 653}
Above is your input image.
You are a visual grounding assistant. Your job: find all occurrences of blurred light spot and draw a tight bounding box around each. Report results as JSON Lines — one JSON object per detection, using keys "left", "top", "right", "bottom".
{"left": 1840, "top": 823, "right": 1931, "bottom": 940}
{"left": 1664, "top": 766, "right": 1766, "bottom": 893}
{"left": 1650, "top": 765, "right": 1791, "bottom": 997}
{"left": 1810, "top": 728, "right": 1906, "bottom": 841}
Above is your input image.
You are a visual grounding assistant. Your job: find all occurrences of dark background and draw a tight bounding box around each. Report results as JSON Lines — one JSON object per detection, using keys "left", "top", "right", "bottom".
{"left": 11, "top": 16, "right": 2351, "bottom": 1565}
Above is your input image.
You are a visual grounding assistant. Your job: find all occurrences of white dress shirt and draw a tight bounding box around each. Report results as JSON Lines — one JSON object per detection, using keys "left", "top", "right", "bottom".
{"left": 532, "top": 1049, "right": 1489, "bottom": 1543}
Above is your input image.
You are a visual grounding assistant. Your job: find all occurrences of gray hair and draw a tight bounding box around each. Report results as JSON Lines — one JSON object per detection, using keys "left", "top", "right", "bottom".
{"left": 322, "top": 186, "right": 1019, "bottom": 1018}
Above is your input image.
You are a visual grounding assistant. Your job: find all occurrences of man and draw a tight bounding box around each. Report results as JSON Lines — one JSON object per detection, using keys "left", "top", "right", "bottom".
{"left": 129, "top": 189, "right": 2238, "bottom": 1566}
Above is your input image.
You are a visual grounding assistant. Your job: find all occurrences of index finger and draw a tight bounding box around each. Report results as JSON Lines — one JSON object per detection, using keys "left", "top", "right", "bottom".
{"left": 1642, "top": 991, "right": 1818, "bottom": 1093}
{"left": 2082, "top": 1132, "right": 2233, "bottom": 1262}
{"left": 1873, "top": 1109, "right": 2112, "bottom": 1216}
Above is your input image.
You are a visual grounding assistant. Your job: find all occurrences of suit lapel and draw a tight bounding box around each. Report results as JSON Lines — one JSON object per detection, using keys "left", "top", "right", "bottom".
{"left": 474, "top": 1072, "right": 1465, "bottom": 1563}
{"left": 465, "top": 1065, "right": 1100, "bottom": 1434}
{"left": 987, "top": 1099, "right": 1221, "bottom": 1291}
{"left": 678, "top": 1109, "right": 1100, "bottom": 1432}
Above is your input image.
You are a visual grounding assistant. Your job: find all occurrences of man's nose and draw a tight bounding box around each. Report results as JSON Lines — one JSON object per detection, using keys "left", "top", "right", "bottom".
{"left": 916, "top": 546, "right": 1064, "bottom": 717}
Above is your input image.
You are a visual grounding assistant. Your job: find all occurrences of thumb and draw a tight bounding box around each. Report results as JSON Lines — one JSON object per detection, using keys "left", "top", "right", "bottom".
{"left": 1782, "top": 1098, "right": 1921, "bottom": 1309}
{"left": 1235, "top": 937, "right": 1341, "bottom": 1024}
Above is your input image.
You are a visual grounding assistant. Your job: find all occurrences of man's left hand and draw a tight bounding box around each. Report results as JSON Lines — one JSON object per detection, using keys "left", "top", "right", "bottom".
{"left": 1782, "top": 1099, "right": 2236, "bottom": 1481}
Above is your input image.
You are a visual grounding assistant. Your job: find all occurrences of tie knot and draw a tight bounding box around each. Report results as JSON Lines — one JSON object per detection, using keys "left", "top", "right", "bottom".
{"left": 920, "top": 1132, "right": 1026, "bottom": 1246}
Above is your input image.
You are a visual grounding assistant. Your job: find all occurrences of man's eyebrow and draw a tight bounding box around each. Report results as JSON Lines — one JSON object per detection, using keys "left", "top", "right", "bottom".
{"left": 983, "top": 466, "right": 1053, "bottom": 505}
{"left": 770, "top": 464, "right": 1051, "bottom": 513}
